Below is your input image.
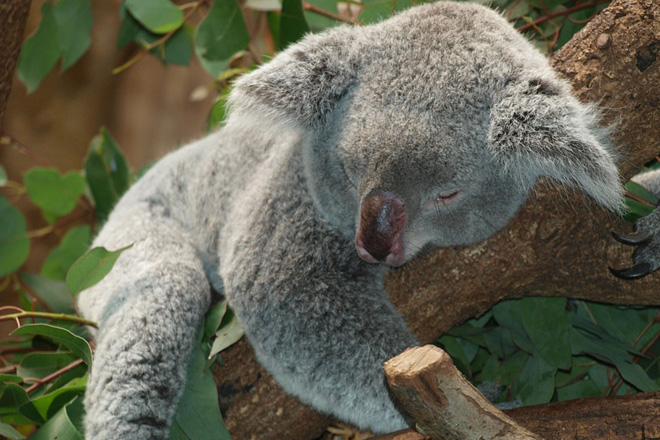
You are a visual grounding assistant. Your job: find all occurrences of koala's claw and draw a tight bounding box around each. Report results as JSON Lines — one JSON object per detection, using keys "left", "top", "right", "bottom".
{"left": 609, "top": 263, "right": 653, "bottom": 280}
{"left": 611, "top": 207, "right": 660, "bottom": 280}
{"left": 611, "top": 231, "right": 651, "bottom": 246}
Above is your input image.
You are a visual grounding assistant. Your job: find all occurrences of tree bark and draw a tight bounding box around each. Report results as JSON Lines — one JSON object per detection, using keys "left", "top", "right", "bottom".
{"left": 214, "top": 0, "right": 660, "bottom": 438}
{"left": 0, "top": 0, "right": 31, "bottom": 135}
{"left": 384, "top": 346, "right": 542, "bottom": 440}
{"left": 370, "top": 391, "right": 660, "bottom": 440}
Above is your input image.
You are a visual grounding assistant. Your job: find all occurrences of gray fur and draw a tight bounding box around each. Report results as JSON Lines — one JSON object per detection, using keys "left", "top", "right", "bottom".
{"left": 78, "top": 2, "right": 624, "bottom": 438}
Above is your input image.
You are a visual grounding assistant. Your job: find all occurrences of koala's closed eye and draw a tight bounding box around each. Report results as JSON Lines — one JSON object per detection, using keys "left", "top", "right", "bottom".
{"left": 427, "top": 190, "right": 462, "bottom": 208}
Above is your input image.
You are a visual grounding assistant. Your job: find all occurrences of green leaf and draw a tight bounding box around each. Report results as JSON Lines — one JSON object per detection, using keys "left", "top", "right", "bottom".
{"left": 623, "top": 180, "right": 658, "bottom": 222}
{"left": 0, "top": 165, "right": 7, "bottom": 187}
{"left": 66, "top": 245, "right": 132, "bottom": 296}
{"left": 17, "top": 2, "right": 60, "bottom": 93}
{"left": 203, "top": 300, "right": 228, "bottom": 343}
{"left": 556, "top": 377, "right": 600, "bottom": 401}
{"left": 12, "top": 324, "right": 92, "bottom": 367}
{"left": 118, "top": 1, "right": 143, "bottom": 48}
{"left": 22, "top": 273, "right": 73, "bottom": 313}
{"left": 31, "top": 377, "right": 87, "bottom": 420}
{"left": 359, "top": 0, "right": 390, "bottom": 24}
{"left": 125, "top": 0, "right": 184, "bottom": 34}
{"left": 516, "top": 354, "right": 556, "bottom": 405}
{"left": 0, "top": 421, "right": 25, "bottom": 440}
{"left": 438, "top": 336, "right": 471, "bottom": 377}
{"left": 0, "top": 375, "right": 23, "bottom": 384}
{"left": 24, "top": 168, "right": 86, "bottom": 219}
{"left": 499, "top": 351, "right": 528, "bottom": 388}
{"left": 279, "top": 0, "right": 310, "bottom": 50}
{"left": 84, "top": 128, "right": 130, "bottom": 221}
{"left": 476, "top": 354, "right": 500, "bottom": 383}
{"left": 209, "top": 309, "right": 244, "bottom": 359}
{"left": 17, "top": 353, "right": 77, "bottom": 381}
{"left": 492, "top": 300, "right": 534, "bottom": 354}
{"left": 0, "top": 196, "right": 30, "bottom": 278}
{"left": 29, "top": 396, "right": 84, "bottom": 440}
{"left": 41, "top": 225, "right": 91, "bottom": 282}
{"left": 53, "top": 0, "right": 93, "bottom": 70}
{"left": 196, "top": 0, "right": 250, "bottom": 65}
{"left": 207, "top": 89, "right": 231, "bottom": 132}
{"left": 0, "top": 384, "right": 42, "bottom": 423}
{"left": 164, "top": 27, "right": 193, "bottom": 66}
{"left": 304, "top": 0, "right": 339, "bottom": 30}
{"left": 569, "top": 327, "right": 657, "bottom": 392}
{"left": 520, "top": 297, "right": 571, "bottom": 370}
{"left": 171, "top": 335, "right": 230, "bottom": 440}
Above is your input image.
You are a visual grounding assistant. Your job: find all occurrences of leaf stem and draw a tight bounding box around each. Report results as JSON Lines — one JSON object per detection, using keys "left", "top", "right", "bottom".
{"left": 113, "top": 0, "right": 206, "bottom": 75}
{"left": 302, "top": 2, "right": 357, "bottom": 24}
{"left": 25, "top": 358, "right": 85, "bottom": 394}
{"left": 0, "top": 310, "right": 97, "bottom": 328}
{"left": 517, "top": 0, "right": 610, "bottom": 33}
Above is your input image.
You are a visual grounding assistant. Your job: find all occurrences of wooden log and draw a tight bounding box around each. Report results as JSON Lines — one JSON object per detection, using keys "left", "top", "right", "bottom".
{"left": 383, "top": 346, "right": 543, "bottom": 440}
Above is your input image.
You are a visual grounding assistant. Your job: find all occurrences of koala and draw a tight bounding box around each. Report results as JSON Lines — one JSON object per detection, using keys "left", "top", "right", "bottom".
{"left": 77, "top": 2, "right": 626, "bottom": 439}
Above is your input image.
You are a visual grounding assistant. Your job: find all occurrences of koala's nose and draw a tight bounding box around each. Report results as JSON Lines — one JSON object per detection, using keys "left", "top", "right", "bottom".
{"left": 355, "top": 189, "right": 407, "bottom": 266}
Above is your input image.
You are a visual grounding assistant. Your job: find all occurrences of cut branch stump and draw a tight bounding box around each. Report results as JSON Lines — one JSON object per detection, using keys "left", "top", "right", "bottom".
{"left": 383, "top": 345, "right": 543, "bottom": 440}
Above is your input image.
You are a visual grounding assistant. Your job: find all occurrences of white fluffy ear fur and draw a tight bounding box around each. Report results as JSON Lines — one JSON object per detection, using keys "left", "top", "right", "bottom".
{"left": 227, "top": 26, "right": 360, "bottom": 130}
{"left": 488, "top": 79, "right": 625, "bottom": 213}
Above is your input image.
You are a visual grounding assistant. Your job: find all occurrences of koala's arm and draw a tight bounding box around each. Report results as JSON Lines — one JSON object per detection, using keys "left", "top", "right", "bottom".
{"left": 612, "top": 169, "right": 660, "bottom": 279}
{"left": 219, "top": 155, "right": 418, "bottom": 434}
{"left": 77, "top": 169, "right": 212, "bottom": 439}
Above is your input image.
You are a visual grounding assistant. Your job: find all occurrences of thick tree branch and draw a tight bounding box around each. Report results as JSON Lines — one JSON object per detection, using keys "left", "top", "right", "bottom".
{"left": 0, "top": 0, "right": 31, "bottom": 134}
{"left": 214, "top": 1, "right": 660, "bottom": 438}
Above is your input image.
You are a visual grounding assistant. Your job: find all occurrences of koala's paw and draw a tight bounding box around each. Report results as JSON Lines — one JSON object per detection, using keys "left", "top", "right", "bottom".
{"left": 610, "top": 208, "right": 660, "bottom": 280}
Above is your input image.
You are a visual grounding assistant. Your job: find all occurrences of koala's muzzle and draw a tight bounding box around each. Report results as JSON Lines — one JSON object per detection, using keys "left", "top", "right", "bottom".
{"left": 356, "top": 189, "right": 407, "bottom": 266}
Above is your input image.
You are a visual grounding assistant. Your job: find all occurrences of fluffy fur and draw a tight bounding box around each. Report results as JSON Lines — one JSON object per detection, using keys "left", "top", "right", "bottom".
{"left": 78, "top": 2, "right": 625, "bottom": 438}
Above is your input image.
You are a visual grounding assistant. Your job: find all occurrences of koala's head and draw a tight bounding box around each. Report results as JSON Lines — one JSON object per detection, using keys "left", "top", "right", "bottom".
{"left": 230, "top": 1, "right": 624, "bottom": 266}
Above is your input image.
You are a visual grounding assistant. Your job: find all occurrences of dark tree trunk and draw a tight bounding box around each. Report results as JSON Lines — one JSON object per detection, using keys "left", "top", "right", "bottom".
{"left": 0, "top": 0, "right": 31, "bottom": 134}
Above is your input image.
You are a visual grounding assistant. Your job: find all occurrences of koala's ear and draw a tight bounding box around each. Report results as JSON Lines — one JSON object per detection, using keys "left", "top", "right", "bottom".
{"left": 228, "top": 26, "right": 360, "bottom": 129}
{"left": 488, "top": 78, "right": 625, "bottom": 213}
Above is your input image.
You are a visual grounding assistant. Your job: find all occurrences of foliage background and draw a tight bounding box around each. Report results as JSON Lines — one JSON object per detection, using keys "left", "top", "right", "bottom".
{"left": 2, "top": 0, "right": 659, "bottom": 439}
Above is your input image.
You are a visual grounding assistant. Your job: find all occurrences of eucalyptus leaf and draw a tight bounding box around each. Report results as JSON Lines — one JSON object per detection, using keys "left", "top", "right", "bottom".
{"left": 556, "top": 377, "right": 600, "bottom": 401}
{"left": 118, "top": 1, "right": 143, "bottom": 48}
{"left": 172, "top": 334, "right": 230, "bottom": 440}
{"left": 31, "top": 377, "right": 87, "bottom": 420}
{"left": 41, "top": 225, "right": 91, "bottom": 282}
{"left": 209, "top": 311, "right": 244, "bottom": 359}
{"left": 516, "top": 354, "right": 556, "bottom": 405}
{"left": 164, "top": 28, "right": 192, "bottom": 66}
{"left": 280, "top": 0, "right": 310, "bottom": 49}
{"left": 196, "top": 0, "right": 250, "bottom": 64}
{"left": 17, "top": 353, "right": 77, "bottom": 380}
{"left": 125, "top": 0, "right": 183, "bottom": 34}
{"left": 84, "top": 128, "right": 130, "bottom": 221}
{"left": 24, "top": 168, "right": 86, "bottom": 219}
{"left": 0, "top": 422, "right": 25, "bottom": 440}
{"left": 29, "top": 396, "right": 84, "bottom": 440}
{"left": 520, "top": 297, "right": 571, "bottom": 370}
{"left": 13, "top": 324, "right": 92, "bottom": 367}
{"left": 66, "top": 245, "right": 132, "bottom": 296}
{"left": 0, "top": 196, "right": 30, "bottom": 278}
{"left": 17, "top": 2, "right": 60, "bottom": 93}
{"left": 53, "top": 0, "right": 93, "bottom": 70}
{"left": 21, "top": 273, "right": 73, "bottom": 314}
